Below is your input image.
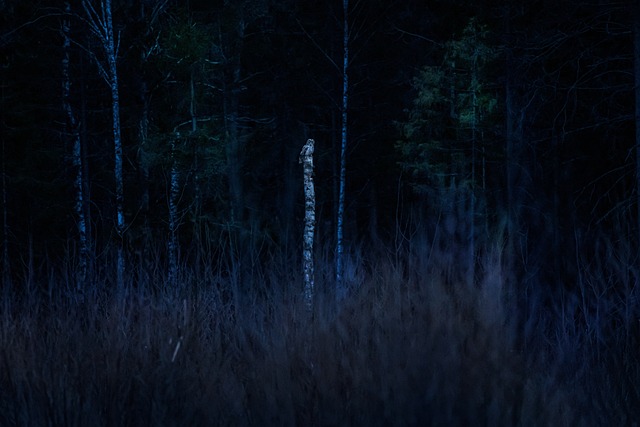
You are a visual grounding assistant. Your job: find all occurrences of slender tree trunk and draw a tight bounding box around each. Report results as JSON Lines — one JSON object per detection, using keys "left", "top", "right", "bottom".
{"left": 83, "top": 0, "right": 125, "bottom": 288}
{"left": 139, "top": 85, "right": 150, "bottom": 219}
{"left": 468, "top": 48, "right": 479, "bottom": 284}
{"left": 635, "top": 1, "right": 640, "bottom": 250}
{"left": 79, "top": 54, "right": 93, "bottom": 277}
{"left": 108, "top": 27, "right": 125, "bottom": 289}
{"left": 167, "top": 68, "right": 198, "bottom": 287}
{"left": 1, "top": 48, "right": 8, "bottom": 289}
{"left": 552, "top": 135, "right": 561, "bottom": 279}
{"left": 189, "top": 68, "right": 202, "bottom": 240}
{"left": 336, "top": 0, "right": 349, "bottom": 296}
{"left": 224, "top": 21, "right": 245, "bottom": 227}
{"left": 62, "top": 1, "right": 89, "bottom": 290}
{"left": 168, "top": 133, "right": 180, "bottom": 288}
{"left": 504, "top": 19, "right": 523, "bottom": 278}
{"left": 505, "top": 71, "right": 517, "bottom": 270}
{"left": 137, "top": 82, "right": 152, "bottom": 285}
{"left": 300, "top": 139, "right": 316, "bottom": 310}
{"left": 190, "top": 68, "right": 197, "bottom": 134}
{"left": 1, "top": 139, "right": 9, "bottom": 289}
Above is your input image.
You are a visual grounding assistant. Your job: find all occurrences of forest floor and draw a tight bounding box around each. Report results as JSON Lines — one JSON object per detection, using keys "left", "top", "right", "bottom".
{"left": 0, "top": 239, "right": 638, "bottom": 426}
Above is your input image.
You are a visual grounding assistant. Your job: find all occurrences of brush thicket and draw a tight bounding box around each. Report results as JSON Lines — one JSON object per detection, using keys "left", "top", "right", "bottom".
{"left": 0, "top": 233, "right": 637, "bottom": 426}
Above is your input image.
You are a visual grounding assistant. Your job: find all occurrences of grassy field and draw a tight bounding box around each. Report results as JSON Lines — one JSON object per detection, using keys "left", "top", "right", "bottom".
{"left": 0, "top": 236, "right": 638, "bottom": 426}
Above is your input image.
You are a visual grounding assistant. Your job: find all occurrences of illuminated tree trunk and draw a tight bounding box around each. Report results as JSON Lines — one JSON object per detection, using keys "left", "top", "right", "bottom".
{"left": 300, "top": 139, "right": 316, "bottom": 310}
{"left": 336, "top": 0, "right": 349, "bottom": 296}
{"left": 83, "top": 0, "right": 125, "bottom": 288}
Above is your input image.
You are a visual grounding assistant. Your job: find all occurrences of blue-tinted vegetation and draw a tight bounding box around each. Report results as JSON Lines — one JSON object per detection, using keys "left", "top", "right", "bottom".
{"left": 0, "top": 0, "right": 638, "bottom": 424}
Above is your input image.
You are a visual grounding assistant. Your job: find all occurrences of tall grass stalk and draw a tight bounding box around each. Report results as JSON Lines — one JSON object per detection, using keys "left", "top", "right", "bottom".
{"left": 0, "top": 234, "right": 637, "bottom": 426}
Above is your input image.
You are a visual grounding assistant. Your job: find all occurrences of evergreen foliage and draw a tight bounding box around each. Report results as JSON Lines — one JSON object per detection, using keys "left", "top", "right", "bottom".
{"left": 0, "top": 0, "right": 638, "bottom": 422}
{"left": 397, "top": 18, "right": 499, "bottom": 193}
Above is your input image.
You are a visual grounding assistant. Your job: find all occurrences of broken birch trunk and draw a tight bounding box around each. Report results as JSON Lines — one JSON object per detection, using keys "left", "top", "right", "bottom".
{"left": 299, "top": 139, "right": 316, "bottom": 309}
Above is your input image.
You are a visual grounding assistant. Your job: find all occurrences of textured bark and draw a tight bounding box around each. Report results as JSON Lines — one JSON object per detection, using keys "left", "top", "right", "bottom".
{"left": 635, "top": 1, "right": 640, "bottom": 248}
{"left": 83, "top": 0, "right": 125, "bottom": 288}
{"left": 336, "top": 0, "right": 349, "bottom": 296}
{"left": 139, "top": 87, "right": 150, "bottom": 217}
{"left": 136, "top": 84, "right": 153, "bottom": 286}
{"left": 1, "top": 140, "right": 8, "bottom": 288}
{"left": 504, "top": 10, "right": 524, "bottom": 277}
{"left": 168, "top": 134, "right": 180, "bottom": 288}
{"left": 469, "top": 48, "right": 478, "bottom": 284}
{"left": 300, "top": 139, "right": 315, "bottom": 309}
{"left": 62, "top": 1, "right": 89, "bottom": 289}
{"left": 224, "top": 20, "right": 245, "bottom": 226}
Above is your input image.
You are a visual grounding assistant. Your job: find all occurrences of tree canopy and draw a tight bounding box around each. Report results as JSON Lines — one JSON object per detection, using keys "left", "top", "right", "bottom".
{"left": 0, "top": 0, "right": 635, "bottom": 290}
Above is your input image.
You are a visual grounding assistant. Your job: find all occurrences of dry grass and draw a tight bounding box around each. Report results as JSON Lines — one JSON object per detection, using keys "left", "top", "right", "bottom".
{"left": 0, "top": 237, "right": 638, "bottom": 426}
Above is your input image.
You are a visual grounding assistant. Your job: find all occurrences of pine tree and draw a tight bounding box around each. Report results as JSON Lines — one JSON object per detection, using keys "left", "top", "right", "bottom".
{"left": 397, "top": 18, "right": 499, "bottom": 278}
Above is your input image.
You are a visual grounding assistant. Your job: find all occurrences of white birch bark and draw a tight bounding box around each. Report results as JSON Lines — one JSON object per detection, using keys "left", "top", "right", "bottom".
{"left": 300, "top": 139, "right": 316, "bottom": 310}
{"left": 336, "top": 0, "right": 349, "bottom": 296}
{"left": 82, "top": 0, "right": 125, "bottom": 288}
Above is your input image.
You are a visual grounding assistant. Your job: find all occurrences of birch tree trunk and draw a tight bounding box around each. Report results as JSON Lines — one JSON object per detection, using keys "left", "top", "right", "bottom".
{"left": 62, "top": 1, "right": 89, "bottom": 290}
{"left": 83, "top": 0, "right": 125, "bottom": 288}
{"left": 336, "top": 0, "right": 349, "bottom": 296}
{"left": 300, "top": 139, "right": 315, "bottom": 310}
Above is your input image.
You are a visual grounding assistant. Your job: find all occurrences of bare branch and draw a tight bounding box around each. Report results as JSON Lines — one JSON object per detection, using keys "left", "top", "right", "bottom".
{"left": 82, "top": 0, "right": 105, "bottom": 41}
{"left": 393, "top": 26, "right": 440, "bottom": 45}
{"left": 296, "top": 18, "right": 341, "bottom": 72}
{"left": 69, "top": 38, "right": 110, "bottom": 82}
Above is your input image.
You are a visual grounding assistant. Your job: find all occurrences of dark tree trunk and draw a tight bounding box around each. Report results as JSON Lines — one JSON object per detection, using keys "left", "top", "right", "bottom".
{"left": 1, "top": 140, "right": 8, "bottom": 289}
{"left": 168, "top": 134, "right": 180, "bottom": 288}
{"left": 635, "top": 0, "right": 640, "bottom": 249}
{"left": 224, "top": 20, "right": 245, "bottom": 227}
{"left": 336, "top": 0, "right": 349, "bottom": 297}
{"left": 82, "top": 0, "right": 125, "bottom": 288}
{"left": 62, "top": 1, "right": 89, "bottom": 290}
{"left": 504, "top": 11, "right": 525, "bottom": 279}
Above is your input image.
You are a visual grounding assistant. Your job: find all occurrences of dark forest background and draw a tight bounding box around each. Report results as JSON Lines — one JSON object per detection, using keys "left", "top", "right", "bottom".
{"left": 1, "top": 0, "right": 640, "bottom": 425}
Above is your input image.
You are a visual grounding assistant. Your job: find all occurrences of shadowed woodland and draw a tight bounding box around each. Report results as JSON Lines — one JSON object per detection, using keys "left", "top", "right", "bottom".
{"left": 1, "top": 0, "right": 640, "bottom": 425}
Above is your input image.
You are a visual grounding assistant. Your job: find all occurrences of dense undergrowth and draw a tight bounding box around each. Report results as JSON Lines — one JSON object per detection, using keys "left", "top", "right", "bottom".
{"left": 0, "top": 234, "right": 639, "bottom": 426}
